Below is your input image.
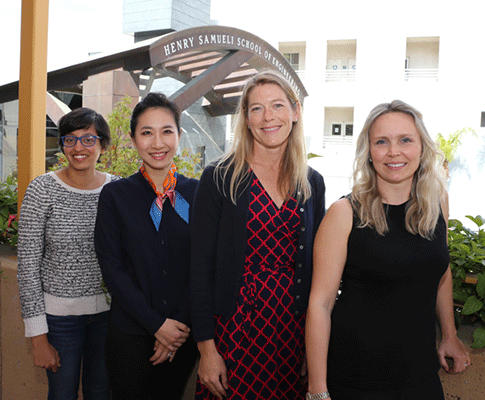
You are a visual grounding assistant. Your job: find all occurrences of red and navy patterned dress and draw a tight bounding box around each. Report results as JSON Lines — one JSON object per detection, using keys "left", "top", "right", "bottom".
{"left": 196, "top": 176, "right": 306, "bottom": 400}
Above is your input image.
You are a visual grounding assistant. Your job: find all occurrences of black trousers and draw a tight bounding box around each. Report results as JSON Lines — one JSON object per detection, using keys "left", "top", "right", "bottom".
{"left": 328, "top": 374, "right": 445, "bottom": 400}
{"left": 105, "top": 318, "right": 198, "bottom": 400}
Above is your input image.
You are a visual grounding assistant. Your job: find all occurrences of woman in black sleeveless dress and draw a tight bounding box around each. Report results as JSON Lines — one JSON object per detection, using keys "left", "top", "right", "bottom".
{"left": 305, "top": 100, "right": 470, "bottom": 400}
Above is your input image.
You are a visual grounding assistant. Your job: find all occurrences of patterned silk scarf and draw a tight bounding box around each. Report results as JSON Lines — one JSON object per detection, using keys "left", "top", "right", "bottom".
{"left": 140, "top": 163, "right": 189, "bottom": 231}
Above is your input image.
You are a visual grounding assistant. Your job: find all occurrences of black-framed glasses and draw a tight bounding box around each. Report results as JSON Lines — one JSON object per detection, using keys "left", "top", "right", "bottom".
{"left": 61, "top": 135, "right": 102, "bottom": 147}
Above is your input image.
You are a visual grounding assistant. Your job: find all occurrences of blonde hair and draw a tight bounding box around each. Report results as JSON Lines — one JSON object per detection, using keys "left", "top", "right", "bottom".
{"left": 215, "top": 70, "right": 311, "bottom": 204}
{"left": 352, "top": 100, "right": 446, "bottom": 239}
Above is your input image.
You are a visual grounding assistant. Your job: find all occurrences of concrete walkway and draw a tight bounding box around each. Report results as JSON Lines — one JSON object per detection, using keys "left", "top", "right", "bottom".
{"left": 439, "top": 324, "right": 485, "bottom": 399}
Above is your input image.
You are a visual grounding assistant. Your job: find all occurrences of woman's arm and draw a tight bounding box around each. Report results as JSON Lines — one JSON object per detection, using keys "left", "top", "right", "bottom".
{"left": 17, "top": 177, "right": 49, "bottom": 336}
{"left": 17, "top": 176, "right": 61, "bottom": 371}
{"left": 436, "top": 268, "right": 470, "bottom": 373}
{"left": 305, "top": 198, "right": 353, "bottom": 398}
{"left": 436, "top": 192, "right": 470, "bottom": 373}
{"left": 30, "top": 334, "right": 61, "bottom": 372}
{"left": 190, "top": 166, "right": 228, "bottom": 398}
{"left": 190, "top": 166, "right": 224, "bottom": 342}
{"left": 309, "top": 168, "right": 326, "bottom": 231}
{"left": 197, "top": 339, "right": 228, "bottom": 400}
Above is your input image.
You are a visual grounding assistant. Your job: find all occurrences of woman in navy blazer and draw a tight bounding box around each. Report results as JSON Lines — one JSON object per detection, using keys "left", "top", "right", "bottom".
{"left": 191, "top": 70, "right": 326, "bottom": 400}
{"left": 95, "top": 93, "right": 198, "bottom": 400}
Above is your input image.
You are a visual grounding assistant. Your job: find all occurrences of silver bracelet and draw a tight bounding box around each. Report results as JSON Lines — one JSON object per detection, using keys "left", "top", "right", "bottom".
{"left": 306, "top": 392, "right": 330, "bottom": 400}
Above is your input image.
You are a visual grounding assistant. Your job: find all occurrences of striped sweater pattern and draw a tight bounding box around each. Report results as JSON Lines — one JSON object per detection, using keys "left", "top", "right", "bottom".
{"left": 17, "top": 172, "right": 119, "bottom": 336}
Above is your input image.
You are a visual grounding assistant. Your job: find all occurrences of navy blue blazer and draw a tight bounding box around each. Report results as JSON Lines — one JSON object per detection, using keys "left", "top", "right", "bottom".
{"left": 95, "top": 171, "right": 198, "bottom": 336}
{"left": 190, "top": 163, "right": 326, "bottom": 342}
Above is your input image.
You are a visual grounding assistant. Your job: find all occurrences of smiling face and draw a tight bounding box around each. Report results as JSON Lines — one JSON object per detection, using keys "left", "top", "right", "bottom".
{"left": 63, "top": 125, "right": 105, "bottom": 172}
{"left": 246, "top": 83, "right": 300, "bottom": 153}
{"left": 369, "top": 112, "right": 422, "bottom": 193}
{"left": 131, "top": 107, "right": 180, "bottom": 180}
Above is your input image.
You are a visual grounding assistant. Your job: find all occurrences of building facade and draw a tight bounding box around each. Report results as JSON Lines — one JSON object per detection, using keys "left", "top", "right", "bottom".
{"left": 275, "top": 3, "right": 485, "bottom": 222}
{"left": 1, "top": 1, "right": 484, "bottom": 222}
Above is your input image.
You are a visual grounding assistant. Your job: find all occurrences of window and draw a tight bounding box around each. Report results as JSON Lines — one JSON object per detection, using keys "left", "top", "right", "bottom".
{"left": 405, "top": 37, "right": 439, "bottom": 81}
{"left": 332, "top": 124, "right": 342, "bottom": 136}
{"left": 326, "top": 39, "right": 357, "bottom": 82}
{"left": 279, "top": 42, "right": 306, "bottom": 79}
{"left": 345, "top": 124, "right": 353, "bottom": 136}
{"left": 324, "top": 107, "right": 354, "bottom": 140}
{"left": 284, "top": 53, "right": 300, "bottom": 71}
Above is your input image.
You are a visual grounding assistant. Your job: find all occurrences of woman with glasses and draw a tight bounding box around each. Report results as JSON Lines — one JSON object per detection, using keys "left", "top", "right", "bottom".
{"left": 94, "top": 92, "right": 198, "bottom": 400}
{"left": 17, "top": 107, "right": 118, "bottom": 400}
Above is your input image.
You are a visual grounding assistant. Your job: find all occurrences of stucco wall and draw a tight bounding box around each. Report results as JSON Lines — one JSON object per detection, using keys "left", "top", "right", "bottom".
{"left": 0, "top": 252, "right": 197, "bottom": 399}
{"left": 1, "top": 251, "right": 482, "bottom": 399}
{"left": 0, "top": 253, "right": 48, "bottom": 400}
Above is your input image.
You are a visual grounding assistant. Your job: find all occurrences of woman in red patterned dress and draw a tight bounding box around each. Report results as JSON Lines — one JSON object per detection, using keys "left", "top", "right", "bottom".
{"left": 191, "top": 70, "right": 326, "bottom": 399}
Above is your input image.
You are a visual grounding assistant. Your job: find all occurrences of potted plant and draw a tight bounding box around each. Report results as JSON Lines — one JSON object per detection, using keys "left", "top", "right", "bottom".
{"left": 0, "top": 174, "right": 19, "bottom": 248}
{"left": 448, "top": 215, "right": 485, "bottom": 348}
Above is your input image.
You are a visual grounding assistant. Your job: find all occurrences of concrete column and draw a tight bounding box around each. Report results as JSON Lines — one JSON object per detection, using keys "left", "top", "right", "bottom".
{"left": 82, "top": 70, "right": 140, "bottom": 118}
{"left": 17, "top": 0, "right": 49, "bottom": 209}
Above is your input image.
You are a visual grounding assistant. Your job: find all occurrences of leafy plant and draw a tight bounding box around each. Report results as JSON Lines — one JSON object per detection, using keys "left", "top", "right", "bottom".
{"left": 50, "top": 96, "right": 141, "bottom": 177}
{"left": 101, "top": 95, "right": 141, "bottom": 177}
{"left": 436, "top": 127, "right": 477, "bottom": 179}
{"left": 436, "top": 127, "right": 476, "bottom": 164}
{"left": 174, "top": 148, "right": 202, "bottom": 179}
{"left": 449, "top": 215, "right": 485, "bottom": 348}
{"left": 0, "top": 174, "right": 18, "bottom": 246}
{"left": 307, "top": 153, "right": 322, "bottom": 160}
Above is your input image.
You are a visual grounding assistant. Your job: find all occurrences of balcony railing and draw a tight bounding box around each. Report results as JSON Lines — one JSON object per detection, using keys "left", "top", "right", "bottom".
{"left": 325, "top": 69, "right": 356, "bottom": 82}
{"left": 293, "top": 69, "right": 305, "bottom": 81}
{"left": 323, "top": 135, "right": 353, "bottom": 148}
{"left": 404, "top": 68, "right": 439, "bottom": 81}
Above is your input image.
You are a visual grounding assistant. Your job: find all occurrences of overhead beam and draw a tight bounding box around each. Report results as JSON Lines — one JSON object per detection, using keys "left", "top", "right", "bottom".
{"left": 46, "top": 92, "right": 71, "bottom": 125}
{"left": 0, "top": 43, "right": 153, "bottom": 104}
{"left": 169, "top": 50, "right": 252, "bottom": 112}
{"left": 203, "top": 97, "right": 240, "bottom": 117}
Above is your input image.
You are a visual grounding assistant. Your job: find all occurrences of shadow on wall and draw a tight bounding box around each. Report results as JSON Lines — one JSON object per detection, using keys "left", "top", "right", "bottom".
{"left": 447, "top": 133, "right": 485, "bottom": 227}
{"left": 449, "top": 134, "right": 485, "bottom": 178}
{"left": 477, "top": 135, "right": 485, "bottom": 173}
{"left": 449, "top": 154, "right": 472, "bottom": 180}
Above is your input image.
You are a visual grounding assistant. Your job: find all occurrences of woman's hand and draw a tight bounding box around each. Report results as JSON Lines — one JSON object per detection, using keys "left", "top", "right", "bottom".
{"left": 300, "top": 355, "right": 308, "bottom": 384}
{"left": 149, "top": 340, "right": 176, "bottom": 365}
{"left": 31, "top": 334, "right": 61, "bottom": 372}
{"left": 198, "top": 340, "right": 228, "bottom": 399}
{"left": 438, "top": 335, "right": 470, "bottom": 374}
{"left": 154, "top": 319, "right": 190, "bottom": 351}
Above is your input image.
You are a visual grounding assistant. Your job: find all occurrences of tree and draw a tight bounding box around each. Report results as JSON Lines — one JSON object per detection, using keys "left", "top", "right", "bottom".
{"left": 436, "top": 127, "right": 476, "bottom": 179}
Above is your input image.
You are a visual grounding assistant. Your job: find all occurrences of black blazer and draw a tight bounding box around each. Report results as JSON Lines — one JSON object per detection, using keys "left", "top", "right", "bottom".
{"left": 190, "top": 162, "right": 326, "bottom": 342}
{"left": 95, "top": 171, "right": 198, "bottom": 336}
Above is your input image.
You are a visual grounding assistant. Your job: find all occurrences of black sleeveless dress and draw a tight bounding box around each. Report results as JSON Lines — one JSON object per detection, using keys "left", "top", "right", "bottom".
{"left": 327, "top": 201, "right": 449, "bottom": 392}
